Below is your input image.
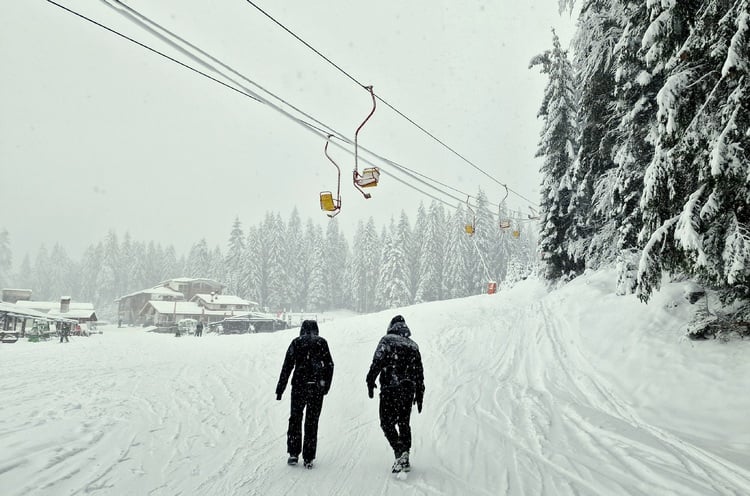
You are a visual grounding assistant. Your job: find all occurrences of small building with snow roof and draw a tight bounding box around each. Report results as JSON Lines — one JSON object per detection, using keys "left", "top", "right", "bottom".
{"left": 116, "top": 277, "right": 224, "bottom": 326}
{"left": 15, "top": 297, "right": 97, "bottom": 324}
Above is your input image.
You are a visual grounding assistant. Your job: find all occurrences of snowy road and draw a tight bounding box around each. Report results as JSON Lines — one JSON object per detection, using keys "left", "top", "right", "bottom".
{"left": 2, "top": 273, "right": 749, "bottom": 495}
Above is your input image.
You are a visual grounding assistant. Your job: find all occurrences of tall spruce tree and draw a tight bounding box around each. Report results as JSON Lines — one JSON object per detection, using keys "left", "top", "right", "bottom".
{"left": 376, "top": 218, "right": 410, "bottom": 309}
{"left": 567, "top": 2, "right": 624, "bottom": 274}
{"left": 305, "top": 223, "right": 327, "bottom": 312}
{"left": 416, "top": 201, "right": 447, "bottom": 302}
{"left": 284, "top": 209, "right": 306, "bottom": 310}
{"left": 323, "top": 219, "right": 348, "bottom": 310}
{"left": 225, "top": 217, "right": 245, "bottom": 297}
{"left": 607, "top": 1, "right": 658, "bottom": 294}
{"left": 531, "top": 30, "right": 580, "bottom": 280}
{"left": 350, "top": 218, "right": 381, "bottom": 313}
{"left": 186, "top": 239, "right": 211, "bottom": 279}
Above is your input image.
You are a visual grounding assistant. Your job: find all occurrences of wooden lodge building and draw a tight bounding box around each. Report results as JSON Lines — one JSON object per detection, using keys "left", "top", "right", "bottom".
{"left": 116, "top": 278, "right": 258, "bottom": 327}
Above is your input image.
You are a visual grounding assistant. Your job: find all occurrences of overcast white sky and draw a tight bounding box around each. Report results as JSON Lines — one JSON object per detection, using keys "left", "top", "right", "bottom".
{"left": 0, "top": 0, "right": 575, "bottom": 262}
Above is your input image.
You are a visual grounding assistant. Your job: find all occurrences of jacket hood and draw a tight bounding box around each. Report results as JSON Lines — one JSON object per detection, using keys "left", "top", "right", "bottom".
{"left": 387, "top": 320, "right": 411, "bottom": 338}
{"left": 300, "top": 319, "right": 319, "bottom": 336}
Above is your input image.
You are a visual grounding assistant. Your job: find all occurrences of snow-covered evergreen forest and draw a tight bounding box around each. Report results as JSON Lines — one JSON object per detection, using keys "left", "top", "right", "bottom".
{"left": 2, "top": 0, "right": 748, "bottom": 327}
{"left": 536, "top": 0, "right": 749, "bottom": 311}
{"left": 0, "top": 196, "right": 536, "bottom": 319}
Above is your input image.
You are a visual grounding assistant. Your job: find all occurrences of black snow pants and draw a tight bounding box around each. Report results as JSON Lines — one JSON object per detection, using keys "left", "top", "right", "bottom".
{"left": 287, "top": 386, "right": 325, "bottom": 461}
{"left": 379, "top": 385, "right": 415, "bottom": 457}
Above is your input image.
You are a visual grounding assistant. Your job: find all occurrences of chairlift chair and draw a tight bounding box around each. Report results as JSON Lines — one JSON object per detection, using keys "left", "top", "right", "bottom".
{"left": 498, "top": 185, "right": 512, "bottom": 230}
{"left": 353, "top": 86, "right": 379, "bottom": 199}
{"left": 319, "top": 134, "right": 342, "bottom": 217}
{"left": 465, "top": 195, "right": 476, "bottom": 236}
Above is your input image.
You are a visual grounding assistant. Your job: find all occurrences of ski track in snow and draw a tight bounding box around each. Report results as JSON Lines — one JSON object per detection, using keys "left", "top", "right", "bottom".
{"left": 2, "top": 279, "right": 750, "bottom": 495}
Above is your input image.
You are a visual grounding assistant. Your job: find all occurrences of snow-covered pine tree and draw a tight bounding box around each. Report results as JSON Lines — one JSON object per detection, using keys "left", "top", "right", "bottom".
{"left": 409, "top": 204, "right": 427, "bottom": 304}
{"left": 395, "top": 211, "right": 418, "bottom": 305}
{"left": 224, "top": 217, "right": 245, "bottom": 297}
{"left": 376, "top": 218, "right": 411, "bottom": 309}
{"left": 261, "top": 213, "right": 287, "bottom": 311}
{"left": 242, "top": 226, "right": 262, "bottom": 306}
{"left": 637, "top": 0, "right": 750, "bottom": 301}
{"left": 209, "top": 245, "right": 224, "bottom": 286}
{"left": 474, "top": 189, "right": 504, "bottom": 291}
{"left": 127, "top": 241, "right": 150, "bottom": 293}
{"left": 416, "top": 201, "right": 447, "bottom": 302}
{"left": 608, "top": 1, "right": 660, "bottom": 294}
{"left": 568, "top": 2, "right": 626, "bottom": 274}
{"left": 47, "top": 244, "right": 75, "bottom": 302}
{"left": 443, "top": 205, "right": 474, "bottom": 298}
{"left": 15, "top": 254, "right": 32, "bottom": 292}
{"left": 186, "top": 239, "right": 211, "bottom": 279}
{"left": 283, "top": 209, "right": 306, "bottom": 310}
{"left": 78, "top": 243, "right": 102, "bottom": 303}
{"left": 95, "top": 231, "right": 121, "bottom": 312}
{"left": 531, "top": 29, "right": 580, "bottom": 280}
{"left": 323, "top": 218, "right": 349, "bottom": 311}
{"left": 305, "top": 222, "right": 327, "bottom": 312}
{"left": 350, "top": 218, "right": 381, "bottom": 313}
{"left": 161, "top": 245, "right": 179, "bottom": 283}
{"left": 31, "top": 245, "right": 52, "bottom": 300}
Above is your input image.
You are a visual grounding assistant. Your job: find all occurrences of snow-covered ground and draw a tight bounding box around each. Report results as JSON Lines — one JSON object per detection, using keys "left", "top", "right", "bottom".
{"left": 2, "top": 270, "right": 749, "bottom": 495}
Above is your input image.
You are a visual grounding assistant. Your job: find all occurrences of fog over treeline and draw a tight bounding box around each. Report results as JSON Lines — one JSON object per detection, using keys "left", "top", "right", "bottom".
{"left": 0, "top": 193, "right": 535, "bottom": 319}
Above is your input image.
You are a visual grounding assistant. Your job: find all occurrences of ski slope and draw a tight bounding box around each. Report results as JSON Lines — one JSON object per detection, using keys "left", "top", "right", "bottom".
{"left": 2, "top": 270, "right": 749, "bottom": 495}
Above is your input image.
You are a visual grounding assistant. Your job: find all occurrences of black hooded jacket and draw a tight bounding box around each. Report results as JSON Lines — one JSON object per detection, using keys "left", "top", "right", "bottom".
{"left": 366, "top": 319, "right": 424, "bottom": 401}
{"left": 276, "top": 320, "right": 334, "bottom": 396}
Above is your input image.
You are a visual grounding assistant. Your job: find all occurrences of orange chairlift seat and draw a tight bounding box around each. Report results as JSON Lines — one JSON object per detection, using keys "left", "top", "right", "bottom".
{"left": 320, "top": 134, "right": 342, "bottom": 217}
{"left": 353, "top": 85, "right": 380, "bottom": 198}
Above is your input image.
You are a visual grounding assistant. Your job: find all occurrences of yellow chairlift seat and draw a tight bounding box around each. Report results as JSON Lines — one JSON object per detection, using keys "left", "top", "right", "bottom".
{"left": 320, "top": 191, "right": 341, "bottom": 215}
{"left": 356, "top": 167, "right": 380, "bottom": 188}
{"left": 512, "top": 229, "right": 521, "bottom": 238}
{"left": 465, "top": 224, "right": 475, "bottom": 235}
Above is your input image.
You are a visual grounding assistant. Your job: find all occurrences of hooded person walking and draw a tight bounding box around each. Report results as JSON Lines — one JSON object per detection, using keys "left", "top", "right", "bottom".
{"left": 366, "top": 315, "right": 425, "bottom": 473}
{"left": 276, "top": 319, "right": 334, "bottom": 469}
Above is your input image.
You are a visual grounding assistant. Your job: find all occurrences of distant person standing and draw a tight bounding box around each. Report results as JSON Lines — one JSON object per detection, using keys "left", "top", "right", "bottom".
{"left": 366, "top": 315, "right": 424, "bottom": 474}
{"left": 276, "top": 320, "right": 334, "bottom": 469}
{"left": 59, "top": 323, "right": 70, "bottom": 343}
{"left": 195, "top": 320, "right": 203, "bottom": 337}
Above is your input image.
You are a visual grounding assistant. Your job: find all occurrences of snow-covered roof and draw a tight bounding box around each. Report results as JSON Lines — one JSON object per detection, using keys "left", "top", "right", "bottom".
{"left": 191, "top": 294, "right": 254, "bottom": 306}
{"left": 140, "top": 301, "right": 242, "bottom": 317}
{"left": 47, "top": 309, "right": 97, "bottom": 320}
{"left": 118, "top": 287, "right": 184, "bottom": 300}
{"left": 158, "top": 277, "right": 223, "bottom": 285}
{"left": 0, "top": 302, "right": 77, "bottom": 322}
{"left": 16, "top": 301, "right": 95, "bottom": 311}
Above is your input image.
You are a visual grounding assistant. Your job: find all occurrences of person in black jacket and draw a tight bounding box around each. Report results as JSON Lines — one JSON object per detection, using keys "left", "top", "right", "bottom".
{"left": 276, "top": 319, "right": 334, "bottom": 469}
{"left": 366, "top": 315, "right": 425, "bottom": 473}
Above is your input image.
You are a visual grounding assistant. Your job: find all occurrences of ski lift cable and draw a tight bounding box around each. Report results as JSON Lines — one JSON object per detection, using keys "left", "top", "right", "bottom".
{"left": 45, "top": 1, "right": 504, "bottom": 217}
{"left": 242, "top": 0, "right": 538, "bottom": 208}
{"left": 98, "top": 0, "right": 467, "bottom": 208}
{"left": 45, "top": 0, "right": 261, "bottom": 104}
{"left": 99, "top": 0, "right": 341, "bottom": 141}
{"left": 91, "top": 0, "right": 484, "bottom": 209}
{"left": 94, "top": 0, "right": 533, "bottom": 214}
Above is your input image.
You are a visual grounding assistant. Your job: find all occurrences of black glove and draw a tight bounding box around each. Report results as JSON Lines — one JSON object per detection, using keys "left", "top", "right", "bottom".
{"left": 414, "top": 393, "right": 423, "bottom": 413}
{"left": 367, "top": 382, "right": 376, "bottom": 399}
{"left": 276, "top": 393, "right": 282, "bottom": 401}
